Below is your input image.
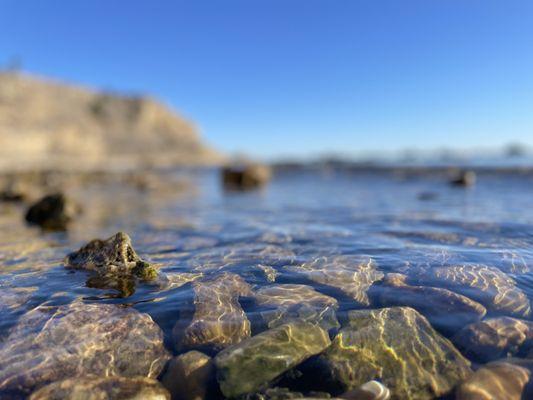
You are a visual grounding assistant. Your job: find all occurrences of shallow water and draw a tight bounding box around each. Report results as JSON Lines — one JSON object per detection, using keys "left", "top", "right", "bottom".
{"left": 2, "top": 167, "right": 533, "bottom": 398}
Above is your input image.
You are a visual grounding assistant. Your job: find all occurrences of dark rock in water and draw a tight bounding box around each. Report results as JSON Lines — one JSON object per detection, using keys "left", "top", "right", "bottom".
{"left": 340, "top": 380, "right": 390, "bottom": 400}
{"left": 314, "top": 307, "right": 471, "bottom": 399}
{"left": 173, "top": 272, "right": 252, "bottom": 351}
{"left": 450, "top": 170, "right": 476, "bottom": 187}
{"left": 452, "top": 316, "right": 533, "bottom": 362}
{"left": 222, "top": 164, "right": 272, "bottom": 190}
{"left": 289, "top": 256, "right": 383, "bottom": 306}
{"left": 375, "top": 273, "right": 486, "bottom": 333}
{"left": 65, "top": 232, "right": 157, "bottom": 281}
{"left": 214, "top": 321, "right": 331, "bottom": 398}
{"left": 254, "top": 284, "right": 339, "bottom": 331}
{"left": 161, "top": 351, "right": 215, "bottom": 400}
{"left": 413, "top": 264, "right": 531, "bottom": 318}
{"left": 455, "top": 360, "right": 532, "bottom": 400}
{"left": 0, "top": 189, "right": 26, "bottom": 202}
{"left": 25, "top": 193, "right": 78, "bottom": 230}
{"left": 0, "top": 302, "right": 170, "bottom": 397}
{"left": 29, "top": 376, "right": 170, "bottom": 400}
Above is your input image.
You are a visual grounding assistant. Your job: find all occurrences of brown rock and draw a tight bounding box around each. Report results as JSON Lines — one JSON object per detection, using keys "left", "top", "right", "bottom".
{"left": 222, "top": 164, "right": 272, "bottom": 190}
{"left": 25, "top": 193, "right": 78, "bottom": 231}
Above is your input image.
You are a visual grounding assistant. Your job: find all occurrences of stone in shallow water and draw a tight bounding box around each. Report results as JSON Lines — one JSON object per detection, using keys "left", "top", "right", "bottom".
{"left": 340, "top": 380, "right": 390, "bottom": 400}
{"left": 25, "top": 193, "right": 78, "bottom": 231}
{"left": 29, "top": 376, "right": 170, "bottom": 400}
{"left": 413, "top": 264, "right": 531, "bottom": 318}
{"left": 314, "top": 307, "right": 471, "bottom": 400}
{"left": 375, "top": 273, "right": 486, "bottom": 333}
{"left": 215, "top": 321, "right": 331, "bottom": 398}
{"left": 161, "top": 351, "right": 215, "bottom": 400}
{"left": 289, "top": 256, "right": 383, "bottom": 306}
{"left": 0, "top": 302, "right": 170, "bottom": 397}
{"left": 455, "top": 360, "right": 531, "bottom": 400}
{"left": 452, "top": 316, "right": 533, "bottom": 362}
{"left": 254, "top": 284, "right": 339, "bottom": 331}
{"left": 173, "top": 272, "right": 252, "bottom": 351}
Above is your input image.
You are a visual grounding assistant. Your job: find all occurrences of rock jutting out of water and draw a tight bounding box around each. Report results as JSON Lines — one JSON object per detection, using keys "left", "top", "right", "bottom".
{"left": 161, "top": 351, "right": 215, "bottom": 400}
{"left": 0, "top": 302, "right": 170, "bottom": 397}
{"left": 452, "top": 316, "right": 533, "bottom": 362}
{"left": 313, "top": 307, "right": 471, "bottom": 400}
{"left": 289, "top": 256, "right": 383, "bottom": 306}
{"left": 221, "top": 164, "right": 272, "bottom": 190}
{"left": 172, "top": 272, "right": 252, "bottom": 351}
{"left": 413, "top": 264, "right": 531, "bottom": 318}
{"left": 375, "top": 273, "right": 486, "bottom": 333}
{"left": 214, "top": 321, "right": 331, "bottom": 398}
{"left": 254, "top": 284, "right": 339, "bottom": 331}
{"left": 25, "top": 193, "right": 78, "bottom": 231}
{"left": 29, "top": 376, "right": 170, "bottom": 400}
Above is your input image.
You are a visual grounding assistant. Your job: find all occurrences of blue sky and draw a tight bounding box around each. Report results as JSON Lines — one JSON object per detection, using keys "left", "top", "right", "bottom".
{"left": 1, "top": 1, "right": 533, "bottom": 159}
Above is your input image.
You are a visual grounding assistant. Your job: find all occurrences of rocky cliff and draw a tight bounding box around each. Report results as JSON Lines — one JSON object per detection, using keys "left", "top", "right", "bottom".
{"left": 0, "top": 72, "right": 222, "bottom": 170}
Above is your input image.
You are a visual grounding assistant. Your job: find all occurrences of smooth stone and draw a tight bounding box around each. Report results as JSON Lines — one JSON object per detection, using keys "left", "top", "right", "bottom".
{"left": 161, "top": 351, "right": 215, "bottom": 400}
{"left": 315, "top": 307, "right": 471, "bottom": 399}
{"left": 452, "top": 316, "right": 533, "bottom": 362}
{"left": 173, "top": 272, "right": 252, "bottom": 351}
{"left": 25, "top": 193, "right": 78, "bottom": 230}
{"left": 455, "top": 361, "right": 531, "bottom": 400}
{"left": 340, "top": 380, "right": 390, "bottom": 400}
{"left": 29, "top": 376, "right": 170, "bottom": 400}
{"left": 221, "top": 164, "right": 272, "bottom": 190}
{"left": 376, "top": 273, "right": 486, "bottom": 333}
{"left": 289, "top": 256, "right": 383, "bottom": 306}
{"left": 214, "top": 321, "right": 331, "bottom": 398}
{"left": 413, "top": 264, "right": 531, "bottom": 318}
{"left": 0, "top": 302, "right": 170, "bottom": 397}
{"left": 254, "top": 284, "right": 339, "bottom": 331}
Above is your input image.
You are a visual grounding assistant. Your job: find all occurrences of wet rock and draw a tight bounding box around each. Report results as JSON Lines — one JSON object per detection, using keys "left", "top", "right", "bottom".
{"left": 65, "top": 232, "right": 157, "bottom": 280}
{"left": 290, "top": 256, "right": 383, "bottom": 306}
{"left": 257, "top": 264, "right": 278, "bottom": 283}
{"left": 455, "top": 361, "right": 531, "bottom": 400}
{"left": 375, "top": 273, "right": 486, "bottom": 333}
{"left": 314, "top": 307, "right": 471, "bottom": 399}
{"left": 450, "top": 170, "right": 476, "bottom": 187}
{"left": 222, "top": 164, "right": 272, "bottom": 190}
{"left": 173, "top": 272, "right": 252, "bottom": 351}
{"left": 340, "top": 381, "right": 390, "bottom": 400}
{"left": 29, "top": 376, "right": 170, "bottom": 400}
{"left": 413, "top": 264, "right": 531, "bottom": 318}
{"left": 452, "top": 317, "right": 533, "bottom": 362}
{"left": 0, "top": 302, "right": 170, "bottom": 397}
{"left": 254, "top": 284, "right": 339, "bottom": 331}
{"left": 161, "top": 351, "right": 215, "bottom": 400}
{"left": 25, "top": 193, "right": 78, "bottom": 230}
{"left": 215, "top": 321, "right": 331, "bottom": 398}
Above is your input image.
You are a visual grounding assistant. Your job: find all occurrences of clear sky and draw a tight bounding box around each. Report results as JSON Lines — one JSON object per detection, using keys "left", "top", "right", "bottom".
{"left": 1, "top": 1, "right": 533, "bottom": 159}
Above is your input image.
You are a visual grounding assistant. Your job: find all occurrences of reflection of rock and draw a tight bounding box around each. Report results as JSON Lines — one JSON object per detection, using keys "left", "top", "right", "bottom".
{"left": 0, "top": 302, "right": 170, "bottom": 397}
{"left": 29, "top": 376, "right": 170, "bottom": 400}
{"left": 452, "top": 317, "right": 533, "bottom": 362}
{"left": 215, "top": 321, "right": 331, "bottom": 398}
{"left": 376, "top": 273, "right": 486, "bottom": 333}
{"left": 315, "top": 307, "right": 471, "bottom": 399}
{"left": 25, "top": 193, "right": 78, "bottom": 230}
{"left": 161, "top": 351, "right": 215, "bottom": 400}
{"left": 455, "top": 361, "right": 531, "bottom": 400}
{"left": 173, "top": 272, "right": 252, "bottom": 351}
{"left": 414, "top": 264, "right": 531, "bottom": 318}
{"left": 254, "top": 284, "right": 339, "bottom": 331}
{"left": 290, "top": 256, "right": 383, "bottom": 306}
{"left": 222, "top": 164, "right": 272, "bottom": 190}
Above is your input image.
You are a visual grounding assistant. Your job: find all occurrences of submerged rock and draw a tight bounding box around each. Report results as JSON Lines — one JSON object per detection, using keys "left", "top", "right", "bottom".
{"left": 222, "top": 164, "right": 272, "bottom": 190}
{"left": 340, "top": 381, "right": 390, "bottom": 400}
{"left": 0, "top": 302, "right": 170, "bottom": 397}
{"left": 375, "top": 273, "right": 486, "bottom": 333}
{"left": 215, "top": 321, "right": 331, "bottom": 398}
{"left": 452, "top": 317, "right": 533, "bottom": 362}
{"left": 314, "top": 307, "right": 471, "bottom": 399}
{"left": 161, "top": 351, "right": 215, "bottom": 400}
{"left": 0, "top": 286, "right": 36, "bottom": 312}
{"left": 254, "top": 284, "right": 339, "bottom": 331}
{"left": 157, "top": 272, "right": 204, "bottom": 290}
{"left": 25, "top": 193, "right": 78, "bottom": 230}
{"left": 29, "top": 376, "right": 170, "bottom": 400}
{"left": 173, "top": 272, "right": 252, "bottom": 351}
{"left": 413, "top": 264, "right": 531, "bottom": 318}
{"left": 289, "top": 256, "right": 383, "bottom": 306}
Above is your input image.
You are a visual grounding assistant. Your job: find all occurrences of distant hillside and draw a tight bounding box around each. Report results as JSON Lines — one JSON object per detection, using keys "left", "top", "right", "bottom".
{"left": 0, "top": 72, "right": 222, "bottom": 170}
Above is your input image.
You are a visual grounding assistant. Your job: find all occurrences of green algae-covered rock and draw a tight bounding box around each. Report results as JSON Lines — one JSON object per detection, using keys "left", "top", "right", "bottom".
{"left": 214, "top": 321, "right": 331, "bottom": 398}
{"left": 29, "top": 376, "right": 170, "bottom": 400}
{"left": 316, "top": 307, "right": 471, "bottom": 400}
